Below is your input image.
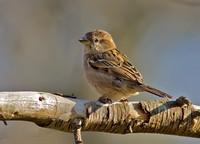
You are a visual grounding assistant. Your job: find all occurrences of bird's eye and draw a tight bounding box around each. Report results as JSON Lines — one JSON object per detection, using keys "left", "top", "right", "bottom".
{"left": 94, "top": 39, "right": 99, "bottom": 43}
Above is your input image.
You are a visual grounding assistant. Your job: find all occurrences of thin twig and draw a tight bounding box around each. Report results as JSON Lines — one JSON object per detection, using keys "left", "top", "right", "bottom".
{"left": 73, "top": 118, "right": 83, "bottom": 144}
{"left": 0, "top": 113, "right": 7, "bottom": 125}
{"left": 53, "top": 92, "right": 76, "bottom": 99}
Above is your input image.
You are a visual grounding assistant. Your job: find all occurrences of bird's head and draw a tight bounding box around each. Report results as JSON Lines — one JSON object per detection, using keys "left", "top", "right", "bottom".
{"left": 79, "top": 30, "right": 116, "bottom": 54}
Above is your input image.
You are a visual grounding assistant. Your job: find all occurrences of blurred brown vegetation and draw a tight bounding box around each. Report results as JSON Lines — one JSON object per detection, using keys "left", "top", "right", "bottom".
{"left": 0, "top": 0, "right": 199, "bottom": 144}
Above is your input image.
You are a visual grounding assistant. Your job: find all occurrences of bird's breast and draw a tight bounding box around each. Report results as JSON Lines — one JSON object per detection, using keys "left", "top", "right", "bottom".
{"left": 82, "top": 55, "right": 114, "bottom": 94}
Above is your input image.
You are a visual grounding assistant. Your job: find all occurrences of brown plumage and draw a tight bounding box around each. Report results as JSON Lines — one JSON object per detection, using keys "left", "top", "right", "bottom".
{"left": 79, "top": 30, "right": 172, "bottom": 103}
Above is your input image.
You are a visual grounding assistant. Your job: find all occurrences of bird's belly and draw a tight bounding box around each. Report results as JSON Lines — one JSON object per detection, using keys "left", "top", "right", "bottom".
{"left": 83, "top": 66, "right": 139, "bottom": 100}
{"left": 84, "top": 67, "right": 113, "bottom": 95}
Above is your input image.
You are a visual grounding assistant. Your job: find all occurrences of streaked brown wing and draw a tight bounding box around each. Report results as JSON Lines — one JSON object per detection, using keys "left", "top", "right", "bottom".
{"left": 88, "top": 49, "right": 143, "bottom": 84}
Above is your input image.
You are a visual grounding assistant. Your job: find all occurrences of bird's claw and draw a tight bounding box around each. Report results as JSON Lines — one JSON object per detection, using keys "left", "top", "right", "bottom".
{"left": 98, "top": 96, "right": 112, "bottom": 104}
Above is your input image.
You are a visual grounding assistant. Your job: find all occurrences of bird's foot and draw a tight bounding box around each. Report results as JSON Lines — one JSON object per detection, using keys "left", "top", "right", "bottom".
{"left": 120, "top": 98, "right": 128, "bottom": 103}
{"left": 98, "top": 95, "right": 112, "bottom": 104}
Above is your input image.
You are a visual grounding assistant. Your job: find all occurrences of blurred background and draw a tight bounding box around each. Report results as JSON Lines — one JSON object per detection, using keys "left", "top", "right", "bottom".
{"left": 0, "top": 0, "right": 200, "bottom": 144}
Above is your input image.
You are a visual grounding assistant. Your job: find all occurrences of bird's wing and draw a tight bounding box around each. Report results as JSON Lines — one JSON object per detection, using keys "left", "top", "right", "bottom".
{"left": 88, "top": 49, "right": 143, "bottom": 84}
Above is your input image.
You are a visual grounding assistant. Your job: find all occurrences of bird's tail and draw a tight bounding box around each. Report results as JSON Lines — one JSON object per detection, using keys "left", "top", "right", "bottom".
{"left": 142, "top": 85, "right": 173, "bottom": 99}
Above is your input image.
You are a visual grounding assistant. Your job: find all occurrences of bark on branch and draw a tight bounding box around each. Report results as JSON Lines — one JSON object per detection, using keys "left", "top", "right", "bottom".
{"left": 0, "top": 92, "right": 199, "bottom": 143}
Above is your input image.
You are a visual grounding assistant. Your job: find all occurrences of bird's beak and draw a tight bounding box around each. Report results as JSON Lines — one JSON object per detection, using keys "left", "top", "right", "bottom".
{"left": 78, "top": 36, "right": 91, "bottom": 45}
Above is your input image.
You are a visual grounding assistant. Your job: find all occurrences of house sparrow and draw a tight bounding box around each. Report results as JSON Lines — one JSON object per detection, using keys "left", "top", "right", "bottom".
{"left": 79, "top": 30, "right": 173, "bottom": 103}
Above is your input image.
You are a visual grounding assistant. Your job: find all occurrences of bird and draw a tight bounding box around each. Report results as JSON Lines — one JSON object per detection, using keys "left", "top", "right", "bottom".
{"left": 79, "top": 30, "right": 173, "bottom": 103}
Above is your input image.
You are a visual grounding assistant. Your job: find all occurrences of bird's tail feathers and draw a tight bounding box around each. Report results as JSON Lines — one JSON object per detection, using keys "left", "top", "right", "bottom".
{"left": 142, "top": 85, "right": 173, "bottom": 99}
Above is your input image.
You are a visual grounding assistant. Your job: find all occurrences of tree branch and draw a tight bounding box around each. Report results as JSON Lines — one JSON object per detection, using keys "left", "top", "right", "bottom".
{"left": 0, "top": 91, "right": 199, "bottom": 144}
